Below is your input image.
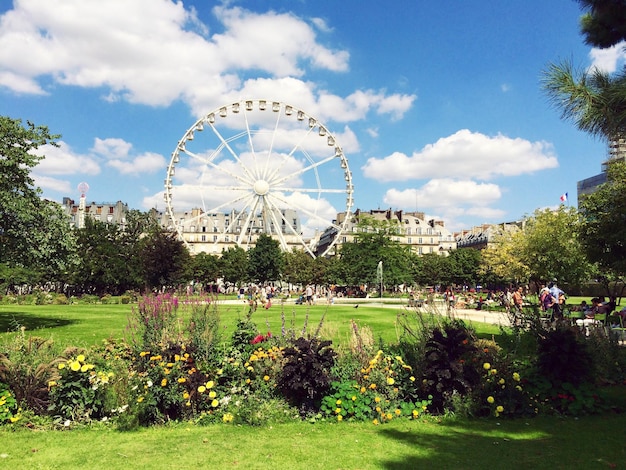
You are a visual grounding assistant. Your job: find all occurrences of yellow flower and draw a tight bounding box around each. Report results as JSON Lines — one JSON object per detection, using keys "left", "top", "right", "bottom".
{"left": 206, "top": 381, "right": 214, "bottom": 389}
{"left": 513, "top": 372, "right": 521, "bottom": 382}
{"left": 387, "top": 377, "right": 395, "bottom": 385}
{"left": 410, "top": 376, "right": 415, "bottom": 382}
{"left": 77, "top": 354, "right": 85, "bottom": 363}
{"left": 198, "top": 385, "right": 206, "bottom": 393}
{"left": 9, "top": 416, "right": 20, "bottom": 423}
{"left": 81, "top": 364, "right": 89, "bottom": 373}
{"left": 263, "top": 375, "right": 270, "bottom": 382}
{"left": 351, "top": 396, "right": 357, "bottom": 401}
{"left": 335, "top": 408, "right": 341, "bottom": 414}
{"left": 372, "top": 419, "right": 379, "bottom": 425}
{"left": 137, "top": 396, "right": 144, "bottom": 403}
{"left": 177, "top": 377, "right": 186, "bottom": 383}
{"left": 496, "top": 405, "right": 504, "bottom": 413}
{"left": 412, "top": 409, "right": 419, "bottom": 417}
{"left": 245, "top": 378, "right": 251, "bottom": 384}
{"left": 58, "top": 363, "right": 65, "bottom": 370}
{"left": 163, "top": 368, "right": 171, "bottom": 375}
{"left": 483, "top": 363, "right": 491, "bottom": 370}
{"left": 369, "top": 383, "right": 377, "bottom": 389}
{"left": 487, "top": 396, "right": 495, "bottom": 404}
{"left": 70, "top": 361, "right": 81, "bottom": 372}
{"left": 161, "top": 378, "right": 167, "bottom": 387}
{"left": 374, "top": 396, "right": 381, "bottom": 403}
{"left": 140, "top": 351, "right": 149, "bottom": 357}
{"left": 386, "top": 413, "right": 393, "bottom": 421}
{"left": 183, "top": 392, "right": 190, "bottom": 399}
{"left": 498, "top": 378, "right": 505, "bottom": 385}
{"left": 360, "top": 387, "right": 366, "bottom": 393}
{"left": 516, "top": 385, "right": 523, "bottom": 391}
{"left": 247, "top": 366, "right": 253, "bottom": 372}
{"left": 211, "top": 399, "right": 219, "bottom": 407}
{"left": 48, "top": 380, "right": 57, "bottom": 388}
{"left": 209, "top": 391, "right": 217, "bottom": 399}
{"left": 337, "top": 414, "right": 343, "bottom": 422}
{"left": 376, "top": 406, "right": 381, "bottom": 413}
{"left": 217, "top": 369, "right": 223, "bottom": 375}
{"left": 336, "top": 399, "right": 342, "bottom": 405}
{"left": 394, "top": 409, "right": 401, "bottom": 416}
{"left": 223, "top": 413, "right": 234, "bottom": 423}
{"left": 174, "top": 354, "right": 181, "bottom": 362}
{"left": 166, "top": 363, "right": 174, "bottom": 368}
{"left": 490, "top": 369, "right": 497, "bottom": 375}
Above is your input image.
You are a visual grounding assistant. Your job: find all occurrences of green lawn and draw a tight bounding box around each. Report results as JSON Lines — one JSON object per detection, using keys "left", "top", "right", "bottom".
{"left": 0, "top": 414, "right": 625, "bottom": 469}
{"left": 0, "top": 301, "right": 503, "bottom": 350}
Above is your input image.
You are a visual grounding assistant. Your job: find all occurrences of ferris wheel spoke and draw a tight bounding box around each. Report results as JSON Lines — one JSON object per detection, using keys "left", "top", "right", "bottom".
{"left": 202, "top": 191, "right": 255, "bottom": 216}
{"left": 261, "top": 197, "right": 291, "bottom": 252}
{"left": 267, "top": 192, "right": 342, "bottom": 231}
{"left": 270, "top": 201, "right": 316, "bottom": 256}
{"left": 276, "top": 187, "right": 348, "bottom": 194}
{"left": 237, "top": 197, "right": 262, "bottom": 250}
{"left": 265, "top": 126, "right": 318, "bottom": 183}
{"left": 222, "top": 194, "right": 260, "bottom": 235}
{"left": 261, "top": 108, "right": 282, "bottom": 181}
{"left": 206, "top": 124, "right": 259, "bottom": 182}
{"left": 270, "top": 152, "right": 339, "bottom": 187}
{"left": 183, "top": 148, "right": 254, "bottom": 186}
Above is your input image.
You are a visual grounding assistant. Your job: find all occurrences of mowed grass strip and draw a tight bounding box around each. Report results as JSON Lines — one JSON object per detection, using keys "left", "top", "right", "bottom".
{"left": 1, "top": 415, "right": 625, "bottom": 469}
{"left": 0, "top": 301, "right": 501, "bottom": 349}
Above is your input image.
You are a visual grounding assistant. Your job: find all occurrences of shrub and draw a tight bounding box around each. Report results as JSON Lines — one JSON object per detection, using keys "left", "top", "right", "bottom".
{"left": 420, "top": 321, "right": 481, "bottom": 413}
{"left": 0, "top": 384, "right": 21, "bottom": 424}
{"left": 277, "top": 337, "right": 336, "bottom": 414}
{"left": 126, "top": 293, "right": 180, "bottom": 352}
{"left": 48, "top": 351, "right": 112, "bottom": 422}
{"left": 0, "top": 329, "right": 60, "bottom": 413}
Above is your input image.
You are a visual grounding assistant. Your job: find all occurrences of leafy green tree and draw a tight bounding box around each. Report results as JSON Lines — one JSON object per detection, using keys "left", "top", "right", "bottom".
{"left": 578, "top": 0, "right": 626, "bottom": 48}
{"left": 338, "top": 216, "right": 411, "bottom": 289}
{"left": 0, "top": 116, "right": 76, "bottom": 286}
{"left": 522, "top": 207, "right": 592, "bottom": 290}
{"left": 247, "top": 234, "right": 284, "bottom": 284}
{"left": 220, "top": 246, "right": 249, "bottom": 287}
{"left": 480, "top": 228, "right": 530, "bottom": 286}
{"left": 138, "top": 228, "right": 191, "bottom": 290}
{"left": 578, "top": 160, "right": 626, "bottom": 298}
{"left": 543, "top": 1, "right": 626, "bottom": 141}
{"left": 73, "top": 218, "right": 138, "bottom": 295}
{"left": 283, "top": 248, "right": 315, "bottom": 286}
{"left": 415, "top": 253, "right": 454, "bottom": 287}
{"left": 190, "top": 252, "right": 222, "bottom": 287}
{"left": 447, "top": 248, "right": 482, "bottom": 287}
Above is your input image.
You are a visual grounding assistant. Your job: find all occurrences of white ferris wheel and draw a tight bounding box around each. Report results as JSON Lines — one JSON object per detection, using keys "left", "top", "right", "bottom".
{"left": 164, "top": 99, "right": 354, "bottom": 258}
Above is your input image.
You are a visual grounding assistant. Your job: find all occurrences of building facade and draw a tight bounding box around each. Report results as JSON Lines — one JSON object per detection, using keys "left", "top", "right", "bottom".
{"left": 577, "top": 137, "right": 626, "bottom": 204}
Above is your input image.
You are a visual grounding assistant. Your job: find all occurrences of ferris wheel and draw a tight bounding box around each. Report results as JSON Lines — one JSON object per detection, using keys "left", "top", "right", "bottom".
{"left": 164, "top": 99, "right": 354, "bottom": 258}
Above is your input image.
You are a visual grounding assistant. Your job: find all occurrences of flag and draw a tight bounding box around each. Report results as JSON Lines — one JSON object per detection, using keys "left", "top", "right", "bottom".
{"left": 560, "top": 192, "right": 568, "bottom": 202}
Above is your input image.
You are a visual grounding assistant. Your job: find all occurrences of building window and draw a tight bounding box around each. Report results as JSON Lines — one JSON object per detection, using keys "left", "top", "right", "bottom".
{"left": 109, "top": 207, "right": 114, "bottom": 214}
{"left": 201, "top": 235, "right": 206, "bottom": 242}
{"left": 407, "top": 237, "right": 412, "bottom": 244}
{"left": 213, "top": 235, "right": 217, "bottom": 242}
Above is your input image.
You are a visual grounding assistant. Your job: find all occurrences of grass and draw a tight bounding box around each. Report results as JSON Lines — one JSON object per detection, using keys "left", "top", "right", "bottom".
{"left": 0, "top": 300, "right": 503, "bottom": 350}
{"left": 0, "top": 414, "right": 625, "bottom": 469}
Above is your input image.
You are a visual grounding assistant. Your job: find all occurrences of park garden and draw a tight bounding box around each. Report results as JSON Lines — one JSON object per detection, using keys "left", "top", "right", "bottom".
{"left": 0, "top": 291, "right": 625, "bottom": 468}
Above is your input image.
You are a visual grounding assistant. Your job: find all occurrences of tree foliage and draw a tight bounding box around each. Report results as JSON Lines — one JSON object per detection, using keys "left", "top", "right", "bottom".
{"left": 247, "top": 234, "right": 283, "bottom": 284}
{"left": 0, "top": 116, "right": 76, "bottom": 279}
{"left": 578, "top": 160, "right": 626, "bottom": 277}
{"left": 578, "top": 0, "right": 626, "bottom": 48}
{"left": 138, "top": 228, "right": 191, "bottom": 290}
{"left": 220, "top": 246, "right": 249, "bottom": 287}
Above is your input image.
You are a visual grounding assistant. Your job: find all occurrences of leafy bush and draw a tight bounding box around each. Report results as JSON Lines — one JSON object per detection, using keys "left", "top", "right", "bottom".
{"left": 0, "top": 330, "right": 60, "bottom": 413}
{"left": 48, "top": 351, "right": 112, "bottom": 422}
{"left": 277, "top": 337, "right": 336, "bottom": 414}
{"left": 0, "top": 384, "right": 21, "bottom": 423}
{"left": 421, "top": 321, "right": 481, "bottom": 413}
{"left": 536, "top": 326, "right": 594, "bottom": 387}
{"left": 126, "top": 293, "right": 180, "bottom": 351}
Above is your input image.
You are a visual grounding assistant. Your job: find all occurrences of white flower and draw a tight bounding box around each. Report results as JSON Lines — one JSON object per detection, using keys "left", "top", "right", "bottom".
{"left": 63, "top": 420, "right": 71, "bottom": 427}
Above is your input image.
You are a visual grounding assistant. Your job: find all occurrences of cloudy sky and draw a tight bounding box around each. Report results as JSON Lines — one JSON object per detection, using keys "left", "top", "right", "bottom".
{"left": 1, "top": 0, "right": 623, "bottom": 232}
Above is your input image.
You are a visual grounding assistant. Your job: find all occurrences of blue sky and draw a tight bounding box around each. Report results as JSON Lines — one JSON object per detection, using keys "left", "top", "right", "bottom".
{"left": 2, "top": 0, "right": 623, "bottom": 233}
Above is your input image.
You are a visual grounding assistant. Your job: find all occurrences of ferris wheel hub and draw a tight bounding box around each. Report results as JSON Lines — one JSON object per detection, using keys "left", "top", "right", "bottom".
{"left": 253, "top": 179, "right": 270, "bottom": 196}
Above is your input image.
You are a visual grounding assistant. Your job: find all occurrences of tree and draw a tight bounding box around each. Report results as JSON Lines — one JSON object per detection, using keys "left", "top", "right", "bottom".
{"left": 578, "top": 160, "right": 626, "bottom": 298}
{"left": 447, "top": 248, "right": 482, "bottom": 287}
{"left": 578, "top": 0, "right": 626, "bottom": 48}
{"left": 220, "top": 246, "right": 249, "bottom": 287}
{"left": 247, "top": 234, "right": 283, "bottom": 284}
{"left": 138, "top": 228, "right": 191, "bottom": 290}
{"left": 283, "top": 248, "right": 315, "bottom": 286}
{"left": 521, "top": 207, "right": 592, "bottom": 290}
{"left": 0, "top": 116, "right": 76, "bottom": 283}
{"left": 73, "top": 218, "right": 139, "bottom": 295}
{"left": 480, "top": 228, "right": 530, "bottom": 287}
{"left": 543, "top": 1, "right": 626, "bottom": 141}
{"left": 190, "top": 252, "right": 221, "bottom": 287}
{"left": 338, "top": 216, "right": 412, "bottom": 289}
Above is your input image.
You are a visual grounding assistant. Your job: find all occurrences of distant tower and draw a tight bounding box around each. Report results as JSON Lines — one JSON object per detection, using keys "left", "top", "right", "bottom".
{"left": 77, "top": 182, "right": 89, "bottom": 229}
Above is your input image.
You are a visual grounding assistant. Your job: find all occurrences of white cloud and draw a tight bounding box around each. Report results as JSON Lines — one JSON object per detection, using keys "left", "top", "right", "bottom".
{"left": 0, "top": 1, "right": 413, "bottom": 124}
{"left": 589, "top": 41, "right": 626, "bottom": 73}
{"left": 34, "top": 142, "right": 101, "bottom": 175}
{"left": 362, "top": 129, "right": 558, "bottom": 182}
{"left": 32, "top": 173, "right": 73, "bottom": 194}
{"left": 108, "top": 152, "right": 167, "bottom": 175}
{"left": 91, "top": 138, "right": 133, "bottom": 159}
